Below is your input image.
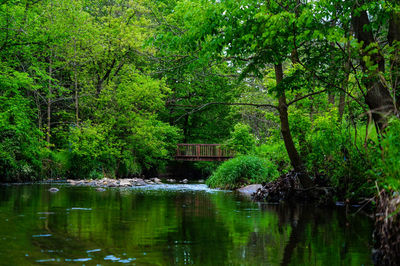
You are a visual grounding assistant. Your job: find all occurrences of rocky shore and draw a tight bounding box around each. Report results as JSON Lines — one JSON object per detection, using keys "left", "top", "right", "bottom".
{"left": 67, "top": 177, "right": 189, "bottom": 188}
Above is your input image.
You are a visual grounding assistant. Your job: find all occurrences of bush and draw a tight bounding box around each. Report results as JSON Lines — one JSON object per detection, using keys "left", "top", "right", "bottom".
{"left": 0, "top": 72, "right": 43, "bottom": 181}
{"left": 370, "top": 118, "right": 400, "bottom": 191}
{"left": 41, "top": 150, "right": 70, "bottom": 179}
{"left": 254, "top": 141, "right": 290, "bottom": 173}
{"left": 305, "top": 110, "right": 375, "bottom": 200}
{"left": 206, "top": 155, "right": 279, "bottom": 189}
{"left": 53, "top": 117, "right": 180, "bottom": 179}
{"left": 66, "top": 122, "right": 118, "bottom": 179}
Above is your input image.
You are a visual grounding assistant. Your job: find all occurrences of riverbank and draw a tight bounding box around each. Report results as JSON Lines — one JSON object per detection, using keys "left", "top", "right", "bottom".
{"left": 251, "top": 172, "right": 400, "bottom": 266}
{"left": 66, "top": 177, "right": 192, "bottom": 188}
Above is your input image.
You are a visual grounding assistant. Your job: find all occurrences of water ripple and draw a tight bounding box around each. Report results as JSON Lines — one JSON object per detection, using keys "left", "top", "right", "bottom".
{"left": 65, "top": 258, "right": 92, "bottom": 262}
{"left": 86, "top": 249, "right": 101, "bottom": 253}
{"left": 32, "top": 234, "right": 52, "bottom": 238}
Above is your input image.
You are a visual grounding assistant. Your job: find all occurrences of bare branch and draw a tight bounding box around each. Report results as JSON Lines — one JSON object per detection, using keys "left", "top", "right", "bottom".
{"left": 335, "top": 41, "right": 366, "bottom": 98}
{"left": 173, "top": 102, "right": 278, "bottom": 123}
{"left": 287, "top": 89, "right": 328, "bottom": 106}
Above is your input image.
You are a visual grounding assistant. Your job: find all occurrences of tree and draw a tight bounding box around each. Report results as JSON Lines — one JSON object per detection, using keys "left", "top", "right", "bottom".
{"left": 155, "top": 0, "right": 319, "bottom": 187}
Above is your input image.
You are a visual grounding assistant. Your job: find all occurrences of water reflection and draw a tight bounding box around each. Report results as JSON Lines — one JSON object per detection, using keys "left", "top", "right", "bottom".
{"left": 0, "top": 184, "right": 373, "bottom": 265}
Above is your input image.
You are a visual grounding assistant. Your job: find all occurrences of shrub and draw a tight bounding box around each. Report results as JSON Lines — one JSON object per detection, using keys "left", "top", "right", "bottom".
{"left": 66, "top": 122, "right": 118, "bottom": 179}
{"left": 370, "top": 118, "right": 400, "bottom": 191}
{"left": 305, "top": 110, "right": 375, "bottom": 200}
{"left": 41, "top": 150, "right": 70, "bottom": 179}
{"left": 0, "top": 75, "right": 43, "bottom": 181}
{"left": 206, "top": 155, "right": 279, "bottom": 189}
{"left": 254, "top": 141, "right": 290, "bottom": 173}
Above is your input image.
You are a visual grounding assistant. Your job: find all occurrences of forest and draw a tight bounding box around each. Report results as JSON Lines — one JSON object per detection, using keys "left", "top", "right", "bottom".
{"left": 2, "top": 0, "right": 400, "bottom": 194}
{"left": 1, "top": 0, "right": 400, "bottom": 263}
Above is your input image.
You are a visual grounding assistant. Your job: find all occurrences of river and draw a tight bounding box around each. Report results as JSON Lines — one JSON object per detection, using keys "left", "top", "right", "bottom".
{"left": 0, "top": 183, "right": 373, "bottom": 265}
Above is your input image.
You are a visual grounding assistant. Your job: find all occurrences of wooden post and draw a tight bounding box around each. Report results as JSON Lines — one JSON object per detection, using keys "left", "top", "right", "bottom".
{"left": 196, "top": 144, "right": 200, "bottom": 160}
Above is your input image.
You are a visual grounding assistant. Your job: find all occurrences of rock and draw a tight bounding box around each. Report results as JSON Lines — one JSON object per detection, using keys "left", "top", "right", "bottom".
{"left": 198, "top": 179, "right": 204, "bottom": 183}
{"left": 66, "top": 177, "right": 152, "bottom": 188}
{"left": 133, "top": 179, "right": 146, "bottom": 186}
{"left": 107, "top": 182, "right": 117, "bottom": 187}
{"left": 87, "top": 181, "right": 97, "bottom": 187}
{"left": 153, "top": 178, "right": 162, "bottom": 184}
{"left": 67, "top": 179, "right": 77, "bottom": 185}
{"left": 237, "top": 184, "right": 263, "bottom": 195}
{"left": 49, "top": 187, "right": 59, "bottom": 193}
{"left": 119, "top": 179, "right": 131, "bottom": 187}
{"left": 166, "top": 179, "right": 176, "bottom": 183}
{"left": 96, "top": 187, "right": 106, "bottom": 192}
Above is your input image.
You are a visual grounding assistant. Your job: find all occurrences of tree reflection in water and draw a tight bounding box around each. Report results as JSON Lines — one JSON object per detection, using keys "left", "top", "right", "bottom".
{"left": 0, "top": 184, "right": 373, "bottom": 265}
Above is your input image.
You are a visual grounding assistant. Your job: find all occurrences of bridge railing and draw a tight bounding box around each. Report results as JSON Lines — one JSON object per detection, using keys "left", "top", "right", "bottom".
{"left": 175, "top": 144, "right": 234, "bottom": 161}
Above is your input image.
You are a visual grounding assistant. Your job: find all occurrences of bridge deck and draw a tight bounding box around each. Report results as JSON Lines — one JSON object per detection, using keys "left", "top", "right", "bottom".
{"left": 175, "top": 144, "right": 234, "bottom": 161}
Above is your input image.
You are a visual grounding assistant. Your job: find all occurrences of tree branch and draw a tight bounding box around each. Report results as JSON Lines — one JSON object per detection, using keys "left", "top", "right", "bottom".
{"left": 173, "top": 102, "right": 278, "bottom": 123}
{"left": 287, "top": 89, "right": 328, "bottom": 106}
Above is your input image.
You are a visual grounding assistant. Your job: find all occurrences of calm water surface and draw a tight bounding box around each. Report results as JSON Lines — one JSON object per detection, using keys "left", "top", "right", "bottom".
{"left": 0, "top": 184, "right": 373, "bottom": 265}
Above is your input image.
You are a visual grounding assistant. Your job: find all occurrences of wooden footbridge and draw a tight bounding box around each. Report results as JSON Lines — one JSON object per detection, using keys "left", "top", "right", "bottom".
{"left": 175, "top": 144, "right": 234, "bottom": 161}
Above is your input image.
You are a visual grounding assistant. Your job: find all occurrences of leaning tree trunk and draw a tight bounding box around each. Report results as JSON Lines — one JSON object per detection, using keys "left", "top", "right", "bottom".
{"left": 351, "top": 8, "right": 396, "bottom": 130}
{"left": 275, "top": 64, "right": 313, "bottom": 188}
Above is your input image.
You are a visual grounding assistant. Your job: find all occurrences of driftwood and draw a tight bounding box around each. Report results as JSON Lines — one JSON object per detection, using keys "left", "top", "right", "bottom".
{"left": 252, "top": 171, "right": 334, "bottom": 205}
{"left": 373, "top": 190, "right": 400, "bottom": 265}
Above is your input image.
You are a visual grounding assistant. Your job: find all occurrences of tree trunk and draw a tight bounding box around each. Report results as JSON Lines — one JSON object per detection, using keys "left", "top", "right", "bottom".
{"left": 328, "top": 41, "right": 336, "bottom": 106}
{"left": 47, "top": 1, "right": 53, "bottom": 147}
{"left": 388, "top": 10, "right": 400, "bottom": 111}
{"left": 338, "top": 92, "right": 346, "bottom": 121}
{"left": 73, "top": 38, "right": 79, "bottom": 126}
{"left": 275, "top": 64, "right": 313, "bottom": 188}
{"left": 351, "top": 8, "right": 395, "bottom": 130}
{"left": 47, "top": 51, "right": 52, "bottom": 146}
{"left": 183, "top": 114, "right": 189, "bottom": 143}
{"left": 328, "top": 93, "right": 335, "bottom": 105}
{"left": 339, "top": 41, "right": 350, "bottom": 122}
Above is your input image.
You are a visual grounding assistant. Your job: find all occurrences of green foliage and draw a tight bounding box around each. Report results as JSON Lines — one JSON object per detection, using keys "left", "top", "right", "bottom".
{"left": 224, "top": 123, "right": 256, "bottom": 155}
{"left": 0, "top": 1, "right": 182, "bottom": 180}
{"left": 92, "top": 70, "right": 181, "bottom": 175}
{"left": 304, "top": 109, "right": 375, "bottom": 200}
{"left": 255, "top": 142, "right": 290, "bottom": 173}
{"left": 206, "top": 155, "right": 279, "bottom": 189}
{"left": 0, "top": 0, "right": 400, "bottom": 206}
{"left": 42, "top": 150, "right": 71, "bottom": 179}
{"left": 370, "top": 119, "right": 400, "bottom": 190}
{"left": 67, "top": 122, "right": 118, "bottom": 179}
{"left": 0, "top": 67, "right": 43, "bottom": 181}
